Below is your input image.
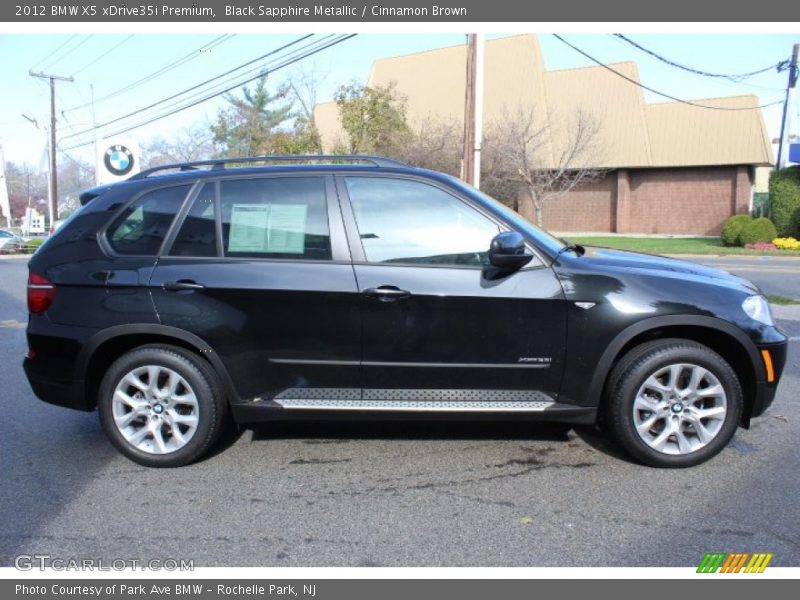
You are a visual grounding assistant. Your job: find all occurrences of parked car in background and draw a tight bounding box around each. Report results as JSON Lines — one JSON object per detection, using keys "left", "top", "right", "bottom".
{"left": 0, "top": 229, "right": 25, "bottom": 253}
{"left": 22, "top": 156, "right": 788, "bottom": 468}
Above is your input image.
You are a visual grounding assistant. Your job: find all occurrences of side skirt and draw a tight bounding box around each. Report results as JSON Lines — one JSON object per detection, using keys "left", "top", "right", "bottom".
{"left": 231, "top": 397, "right": 597, "bottom": 425}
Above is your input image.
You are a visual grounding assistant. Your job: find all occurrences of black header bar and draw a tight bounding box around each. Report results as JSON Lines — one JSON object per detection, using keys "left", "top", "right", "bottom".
{"left": 2, "top": 0, "right": 791, "bottom": 23}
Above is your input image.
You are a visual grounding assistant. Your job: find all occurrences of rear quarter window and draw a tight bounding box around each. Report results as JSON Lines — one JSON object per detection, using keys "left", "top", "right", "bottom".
{"left": 106, "top": 185, "right": 191, "bottom": 255}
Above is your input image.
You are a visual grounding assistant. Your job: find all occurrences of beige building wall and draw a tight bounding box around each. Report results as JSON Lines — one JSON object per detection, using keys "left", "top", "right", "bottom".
{"left": 313, "top": 34, "right": 775, "bottom": 235}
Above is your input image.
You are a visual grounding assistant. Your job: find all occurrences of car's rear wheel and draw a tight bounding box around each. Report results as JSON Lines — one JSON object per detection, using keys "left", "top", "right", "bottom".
{"left": 98, "top": 345, "right": 225, "bottom": 467}
{"left": 606, "top": 339, "right": 742, "bottom": 468}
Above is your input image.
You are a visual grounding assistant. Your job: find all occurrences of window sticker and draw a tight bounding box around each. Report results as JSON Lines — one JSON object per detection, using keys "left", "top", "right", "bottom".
{"left": 266, "top": 204, "right": 307, "bottom": 254}
{"left": 228, "top": 204, "right": 270, "bottom": 252}
{"left": 228, "top": 203, "right": 307, "bottom": 254}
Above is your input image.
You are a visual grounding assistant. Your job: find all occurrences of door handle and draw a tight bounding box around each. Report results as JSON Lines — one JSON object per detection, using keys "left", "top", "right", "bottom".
{"left": 363, "top": 286, "right": 411, "bottom": 302}
{"left": 163, "top": 280, "right": 205, "bottom": 291}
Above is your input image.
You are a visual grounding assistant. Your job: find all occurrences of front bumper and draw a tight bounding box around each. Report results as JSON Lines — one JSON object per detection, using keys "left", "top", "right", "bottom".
{"left": 750, "top": 340, "right": 789, "bottom": 420}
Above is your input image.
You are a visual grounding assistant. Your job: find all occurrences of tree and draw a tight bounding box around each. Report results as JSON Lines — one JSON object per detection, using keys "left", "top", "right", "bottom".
{"left": 285, "top": 64, "right": 326, "bottom": 154}
{"left": 56, "top": 154, "right": 94, "bottom": 218}
{"left": 3, "top": 158, "right": 92, "bottom": 223}
{"left": 142, "top": 124, "right": 219, "bottom": 168}
{"left": 482, "top": 108, "right": 606, "bottom": 226}
{"left": 334, "top": 82, "right": 409, "bottom": 154}
{"left": 4, "top": 162, "right": 48, "bottom": 222}
{"left": 388, "top": 117, "right": 462, "bottom": 175}
{"left": 211, "top": 75, "right": 294, "bottom": 156}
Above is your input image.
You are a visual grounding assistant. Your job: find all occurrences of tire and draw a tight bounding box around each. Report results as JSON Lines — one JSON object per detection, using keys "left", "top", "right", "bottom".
{"left": 605, "top": 339, "right": 742, "bottom": 468}
{"left": 98, "top": 345, "right": 226, "bottom": 467}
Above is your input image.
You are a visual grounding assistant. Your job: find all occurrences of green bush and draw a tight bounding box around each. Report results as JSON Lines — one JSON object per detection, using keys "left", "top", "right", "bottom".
{"left": 721, "top": 214, "right": 752, "bottom": 246}
{"left": 769, "top": 167, "right": 800, "bottom": 237}
{"left": 739, "top": 217, "right": 778, "bottom": 245}
{"left": 24, "top": 238, "right": 44, "bottom": 254}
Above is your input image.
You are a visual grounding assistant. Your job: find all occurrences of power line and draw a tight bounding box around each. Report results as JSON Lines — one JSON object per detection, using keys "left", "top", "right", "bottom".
{"left": 62, "top": 35, "right": 356, "bottom": 150}
{"left": 84, "top": 35, "right": 352, "bottom": 144}
{"left": 612, "top": 34, "right": 790, "bottom": 82}
{"left": 71, "top": 35, "right": 136, "bottom": 76}
{"left": 63, "top": 34, "right": 235, "bottom": 113}
{"left": 61, "top": 34, "right": 315, "bottom": 142}
{"left": 107, "top": 35, "right": 339, "bottom": 129}
{"left": 553, "top": 34, "right": 784, "bottom": 111}
{"left": 41, "top": 35, "right": 93, "bottom": 71}
{"left": 30, "top": 35, "right": 77, "bottom": 70}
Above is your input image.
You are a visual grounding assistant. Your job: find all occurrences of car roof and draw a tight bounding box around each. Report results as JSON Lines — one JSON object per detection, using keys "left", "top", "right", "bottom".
{"left": 80, "top": 156, "right": 451, "bottom": 204}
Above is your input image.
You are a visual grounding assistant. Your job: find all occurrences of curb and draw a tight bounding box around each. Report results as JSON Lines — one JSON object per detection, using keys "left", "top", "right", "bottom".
{"left": 664, "top": 254, "right": 800, "bottom": 261}
{"left": 0, "top": 254, "right": 30, "bottom": 261}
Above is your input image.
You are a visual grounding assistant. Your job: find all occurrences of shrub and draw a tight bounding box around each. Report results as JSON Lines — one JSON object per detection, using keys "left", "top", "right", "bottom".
{"left": 720, "top": 214, "right": 752, "bottom": 246}
{"left": 769, "top": 167, "right": 800, "bottom": 237}
{"left": 773, "top": 237, "right": 800, "bottom": 250}
{"left": 23, "top": 238, "right": 44, "bottom": 254}
{"left": 739, "top": 217, "right": 778, "bottom": 245}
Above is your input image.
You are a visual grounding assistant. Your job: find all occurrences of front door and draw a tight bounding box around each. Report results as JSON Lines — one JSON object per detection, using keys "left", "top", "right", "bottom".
{"left": 339, "top": 175, "right": 567, "bottom": 405}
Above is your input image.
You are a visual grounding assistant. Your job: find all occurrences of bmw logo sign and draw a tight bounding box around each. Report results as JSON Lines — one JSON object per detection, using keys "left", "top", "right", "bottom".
{"left": 104, "top": 145, "right": 135, "bottom": 176}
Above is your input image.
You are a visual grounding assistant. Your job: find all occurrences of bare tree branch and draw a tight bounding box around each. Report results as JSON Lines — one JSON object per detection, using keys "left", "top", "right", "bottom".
{"left": 482, "top": 107, "right": 607, "bottom": 226}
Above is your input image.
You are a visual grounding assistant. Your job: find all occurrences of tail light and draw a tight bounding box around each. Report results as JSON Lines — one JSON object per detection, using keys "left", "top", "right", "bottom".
{"left": 27, "top": 272, "right": 56, "bottom": 314}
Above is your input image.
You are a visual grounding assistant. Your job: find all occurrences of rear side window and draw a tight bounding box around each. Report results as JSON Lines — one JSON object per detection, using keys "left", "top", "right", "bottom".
{"left": 107, "top": 185, "right": 190, "bottom": 255}
{"left": 219, "top": 177, "right": 330, "bottom": 260}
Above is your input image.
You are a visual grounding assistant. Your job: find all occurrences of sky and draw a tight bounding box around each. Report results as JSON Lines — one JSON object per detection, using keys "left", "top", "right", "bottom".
{"left": 0, "top": 32, "right": 797, "bottom": 169}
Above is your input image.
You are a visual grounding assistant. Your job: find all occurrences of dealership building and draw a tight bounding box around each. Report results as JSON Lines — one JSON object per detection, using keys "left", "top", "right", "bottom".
{"left": 314, "top": 35, "right": 774, "bottom": 235}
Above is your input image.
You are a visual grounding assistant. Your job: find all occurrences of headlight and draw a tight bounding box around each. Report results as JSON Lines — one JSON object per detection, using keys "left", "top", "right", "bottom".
{"left": 742, "top": 295, "right": 774, "bottom": 326}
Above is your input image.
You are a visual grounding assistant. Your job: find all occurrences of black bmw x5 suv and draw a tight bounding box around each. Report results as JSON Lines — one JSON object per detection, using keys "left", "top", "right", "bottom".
{"left": 23, "top": 156, "right": 787, "bottom": 468}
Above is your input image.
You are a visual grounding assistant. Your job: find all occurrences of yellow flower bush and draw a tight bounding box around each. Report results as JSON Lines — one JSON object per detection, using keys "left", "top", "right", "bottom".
{"left": 772, "top": 237, "right": 800, "bottom": 250}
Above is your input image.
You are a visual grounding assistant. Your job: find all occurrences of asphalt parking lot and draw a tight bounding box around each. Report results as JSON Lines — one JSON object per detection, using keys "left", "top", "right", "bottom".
{"left": 1, "top": 254, "right": 798, "bottom": 567}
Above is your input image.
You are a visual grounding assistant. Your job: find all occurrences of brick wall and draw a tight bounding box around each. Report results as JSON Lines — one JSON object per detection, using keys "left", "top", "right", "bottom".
{"left": 538, "top": 165, "right": 752, "bottom": 235}
{"left": 540, "top": 175, "right": 617, "bottom": 232}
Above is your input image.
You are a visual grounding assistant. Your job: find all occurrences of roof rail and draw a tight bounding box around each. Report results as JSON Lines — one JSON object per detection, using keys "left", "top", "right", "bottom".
{"left": 129, "top": 155, "right": 409, "bottom": 180}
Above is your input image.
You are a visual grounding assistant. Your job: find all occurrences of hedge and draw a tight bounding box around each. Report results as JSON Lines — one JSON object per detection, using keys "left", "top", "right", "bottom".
{"left": 739, "top": 217, "right": 778, "bottom": 245}
{"left": 720, "top": 214, "right": 752, "bottom": 246}
{"left": 769, "top": 167, "right": 800, "bottom": 237}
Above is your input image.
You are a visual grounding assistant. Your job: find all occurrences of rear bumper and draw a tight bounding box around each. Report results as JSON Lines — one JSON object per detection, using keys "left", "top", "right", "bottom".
{"left": 23, "top": 358, "right": 91, "bottom": 411}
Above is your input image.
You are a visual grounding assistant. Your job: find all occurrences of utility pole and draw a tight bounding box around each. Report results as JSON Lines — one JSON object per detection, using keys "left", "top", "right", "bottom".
{"left": 776, "top": 43, "right": 799, "bottom": 169}
{"left": 462, "top": 34, "right": 485, "bottom": 188}
{"left": 462, "top": 34, "right": 476, "bottom": 185}
{"left": 29, "top": 70, "right": 73, "bottom": 229}
{"left": 473, "top": 34, "right": 485, "bottom": 190}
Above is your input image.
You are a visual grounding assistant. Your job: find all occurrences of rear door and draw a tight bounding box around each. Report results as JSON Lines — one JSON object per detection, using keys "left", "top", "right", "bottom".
{"left": 149, "top": 174, "right": 361, "bottom": 403}
{"left": 338, "top": 174, "right": 567, "bottom": 405}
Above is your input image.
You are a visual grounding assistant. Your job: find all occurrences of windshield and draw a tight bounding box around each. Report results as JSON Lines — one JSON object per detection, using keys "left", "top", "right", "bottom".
{"left": 443, "top": 175, "right": 567, "bottom": 256}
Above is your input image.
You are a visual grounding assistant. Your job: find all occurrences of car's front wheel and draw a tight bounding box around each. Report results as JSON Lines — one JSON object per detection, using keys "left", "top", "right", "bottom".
{"left": 98, "top": 345, "right": 225, "bottom": 467}
{"left": 606, "top": 339, "right": 743, "bottom": 468}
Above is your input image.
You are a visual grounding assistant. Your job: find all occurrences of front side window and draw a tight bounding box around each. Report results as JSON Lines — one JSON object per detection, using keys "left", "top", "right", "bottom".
{"left": 107, "top": 185, "right": 190, "bottom": 255}
{"left": 220, "top": 177, "right": 331, "bottom": 260}
{"left": 345, "top": 177, "right": 499, "bottom": 266}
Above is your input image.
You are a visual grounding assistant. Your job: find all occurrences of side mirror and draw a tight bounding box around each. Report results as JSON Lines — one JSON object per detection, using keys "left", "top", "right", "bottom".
{"left": 489, "top": 231, "right": 533, "bottom": 270}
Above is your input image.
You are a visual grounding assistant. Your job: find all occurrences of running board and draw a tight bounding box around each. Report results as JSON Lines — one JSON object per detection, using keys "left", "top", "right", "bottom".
{"left": 273, "top": 399, "right": 555, "bottom": 412}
